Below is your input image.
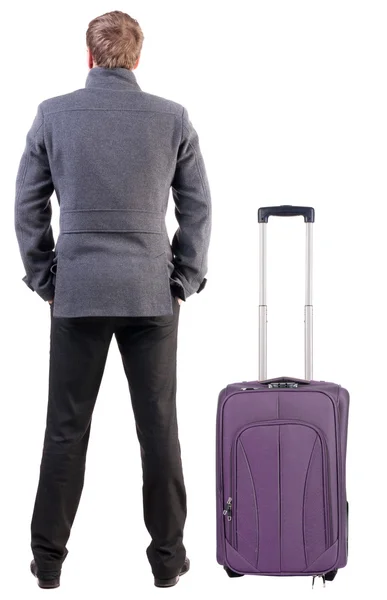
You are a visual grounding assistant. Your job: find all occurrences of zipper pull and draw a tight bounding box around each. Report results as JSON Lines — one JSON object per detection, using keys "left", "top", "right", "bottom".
{"left": 223, "top": 497, "right": 232, "bottom": 521}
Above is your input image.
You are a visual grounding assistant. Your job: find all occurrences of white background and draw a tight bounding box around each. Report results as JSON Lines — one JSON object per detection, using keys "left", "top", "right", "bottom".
{"left": 2, "top": 0, "right": 386, "bottom": 598}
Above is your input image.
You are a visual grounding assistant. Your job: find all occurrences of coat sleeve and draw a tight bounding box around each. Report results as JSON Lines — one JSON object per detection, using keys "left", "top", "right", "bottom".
{"left": 170, "top": 107, "right": 212, "bottom": 301}
{"left": 14, "top": 103, "right": 56, "bottom": 302}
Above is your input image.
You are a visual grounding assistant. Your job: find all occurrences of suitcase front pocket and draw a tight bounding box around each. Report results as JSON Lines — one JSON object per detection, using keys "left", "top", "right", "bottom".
{"left": 229, "top": 420, "right": 331, "bottom": 573}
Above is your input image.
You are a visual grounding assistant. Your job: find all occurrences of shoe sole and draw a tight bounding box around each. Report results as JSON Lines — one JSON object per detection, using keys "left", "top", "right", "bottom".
{"left": 154, "top": 563, "right": 189, "bottom": 588}
{"left": 38, "top": 581, "right": 60, "bottom": 589}
{"left": 154, "top": 575, "right": 180, "bottom": 588}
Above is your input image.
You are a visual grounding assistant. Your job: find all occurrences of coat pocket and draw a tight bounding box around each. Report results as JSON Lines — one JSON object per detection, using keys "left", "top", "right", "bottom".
{"left": 49, "top": 254, "right": 58, "bottom": 286}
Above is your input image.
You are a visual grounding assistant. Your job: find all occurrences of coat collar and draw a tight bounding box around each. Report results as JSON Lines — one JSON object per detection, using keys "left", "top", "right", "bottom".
{"left": 85, "top": 66, "right": 141, "bottom": 91}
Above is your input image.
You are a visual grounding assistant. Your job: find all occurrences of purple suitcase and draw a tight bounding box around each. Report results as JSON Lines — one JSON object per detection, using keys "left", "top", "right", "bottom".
{"left": 216, "top": 206, "right": 349, "bottom": 586}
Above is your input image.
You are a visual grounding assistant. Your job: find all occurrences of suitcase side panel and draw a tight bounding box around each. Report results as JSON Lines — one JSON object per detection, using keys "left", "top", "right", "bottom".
{"left": 335, "top": 386, "right": 350, "bottom": 569}
{"left": 216, "top": 389, "right": 226, "bottom": 565}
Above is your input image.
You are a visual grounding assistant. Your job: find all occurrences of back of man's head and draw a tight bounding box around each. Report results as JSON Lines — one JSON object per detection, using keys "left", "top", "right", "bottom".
{"left": 86, "top": 10, "right": 144, "bottom": 70}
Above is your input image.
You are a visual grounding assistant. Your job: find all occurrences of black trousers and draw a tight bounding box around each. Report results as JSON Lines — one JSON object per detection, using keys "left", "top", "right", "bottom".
{"left": 30, "top": 296, "right": 186, "bottom": 580}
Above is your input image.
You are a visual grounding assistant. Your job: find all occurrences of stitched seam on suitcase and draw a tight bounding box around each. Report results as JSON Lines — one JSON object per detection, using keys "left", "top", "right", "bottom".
{"left": 238, "top": 440, "right": 259, "bottom": 568}
{"left": 278, "top": 424, "right": 282, "bottom": 572}
{"left": 302, "top": 436, "right": 319, "bottom": 567}
{"left": 225, "top": 540, "right": 259, "bottom": 571}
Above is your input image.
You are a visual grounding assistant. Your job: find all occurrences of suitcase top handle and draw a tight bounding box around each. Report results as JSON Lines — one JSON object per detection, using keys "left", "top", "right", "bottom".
{"left": 260, "top": 376, "right": 311, "bottom": 386}
{"left": 258, "top": 205, "right": 315, "bottom": 223}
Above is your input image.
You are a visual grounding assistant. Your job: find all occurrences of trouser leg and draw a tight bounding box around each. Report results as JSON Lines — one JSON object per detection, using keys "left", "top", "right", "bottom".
{"left": 115, "top": 298, "right": 186, "bottom": 579}
{"left": 31, "top": 313, "right": 113, "bottom": 575}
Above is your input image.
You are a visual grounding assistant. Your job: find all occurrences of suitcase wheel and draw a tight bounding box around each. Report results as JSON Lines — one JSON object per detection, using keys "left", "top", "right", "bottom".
{"left": 324, "top": 569, "right": 338, "bottom": 582}
{"left": 224, "top": 566, "right": 244, "bottom": 578}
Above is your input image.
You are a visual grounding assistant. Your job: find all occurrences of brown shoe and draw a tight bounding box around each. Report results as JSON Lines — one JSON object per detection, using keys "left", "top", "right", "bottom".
{"left": 30, "top": 560, "right": 61, "bottom": 589}
{"left": 154, "top": 557, "right": 190, "bottom": 588}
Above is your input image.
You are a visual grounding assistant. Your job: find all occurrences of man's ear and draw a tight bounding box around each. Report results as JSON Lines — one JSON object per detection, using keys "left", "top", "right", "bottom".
{"left": 87, "top": 47, "right": 94, "bottom": 69}
{"left": 133, "top": 55, "right": 140, "bottom": 70}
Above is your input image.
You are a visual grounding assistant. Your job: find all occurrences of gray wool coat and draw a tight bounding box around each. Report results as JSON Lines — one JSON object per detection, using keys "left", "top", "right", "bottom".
{"left": 14, "top": 67, "right": 212, "bottom": 317}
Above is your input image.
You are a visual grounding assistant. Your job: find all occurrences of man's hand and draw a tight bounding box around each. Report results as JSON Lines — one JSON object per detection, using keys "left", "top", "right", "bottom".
{"left": 48, "top": 299, "right": 54, "bottom": 305}
{"left": 176, "top": 298, "right": 183, "bottom": 306}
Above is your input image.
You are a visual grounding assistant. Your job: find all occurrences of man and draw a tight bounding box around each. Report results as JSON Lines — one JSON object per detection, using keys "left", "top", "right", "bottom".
{"left": 14, "top": 10, "right": 211, "bottom": 589}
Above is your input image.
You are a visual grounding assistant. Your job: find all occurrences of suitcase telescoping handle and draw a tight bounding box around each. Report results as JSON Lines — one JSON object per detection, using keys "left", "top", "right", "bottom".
{"left": 257, "top": 205, "right": 315, "bottom": 381}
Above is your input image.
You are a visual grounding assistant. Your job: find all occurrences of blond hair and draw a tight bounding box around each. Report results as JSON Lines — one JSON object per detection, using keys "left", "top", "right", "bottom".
{"left": 86, "top": 10, "right": 144, "bottom": 70}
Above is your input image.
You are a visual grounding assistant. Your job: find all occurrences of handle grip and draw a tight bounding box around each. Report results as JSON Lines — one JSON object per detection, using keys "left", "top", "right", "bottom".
{"left": 258, "top": 205, "right": 315, "bottom": 223}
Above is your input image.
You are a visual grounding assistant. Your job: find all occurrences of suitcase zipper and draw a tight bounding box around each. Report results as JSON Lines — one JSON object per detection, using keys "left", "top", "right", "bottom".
{"left": 223, "top": 497, "right": 232, "bottom": 519}
{"left": 223, "top": 497, "right": 233, "bottom": 544}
